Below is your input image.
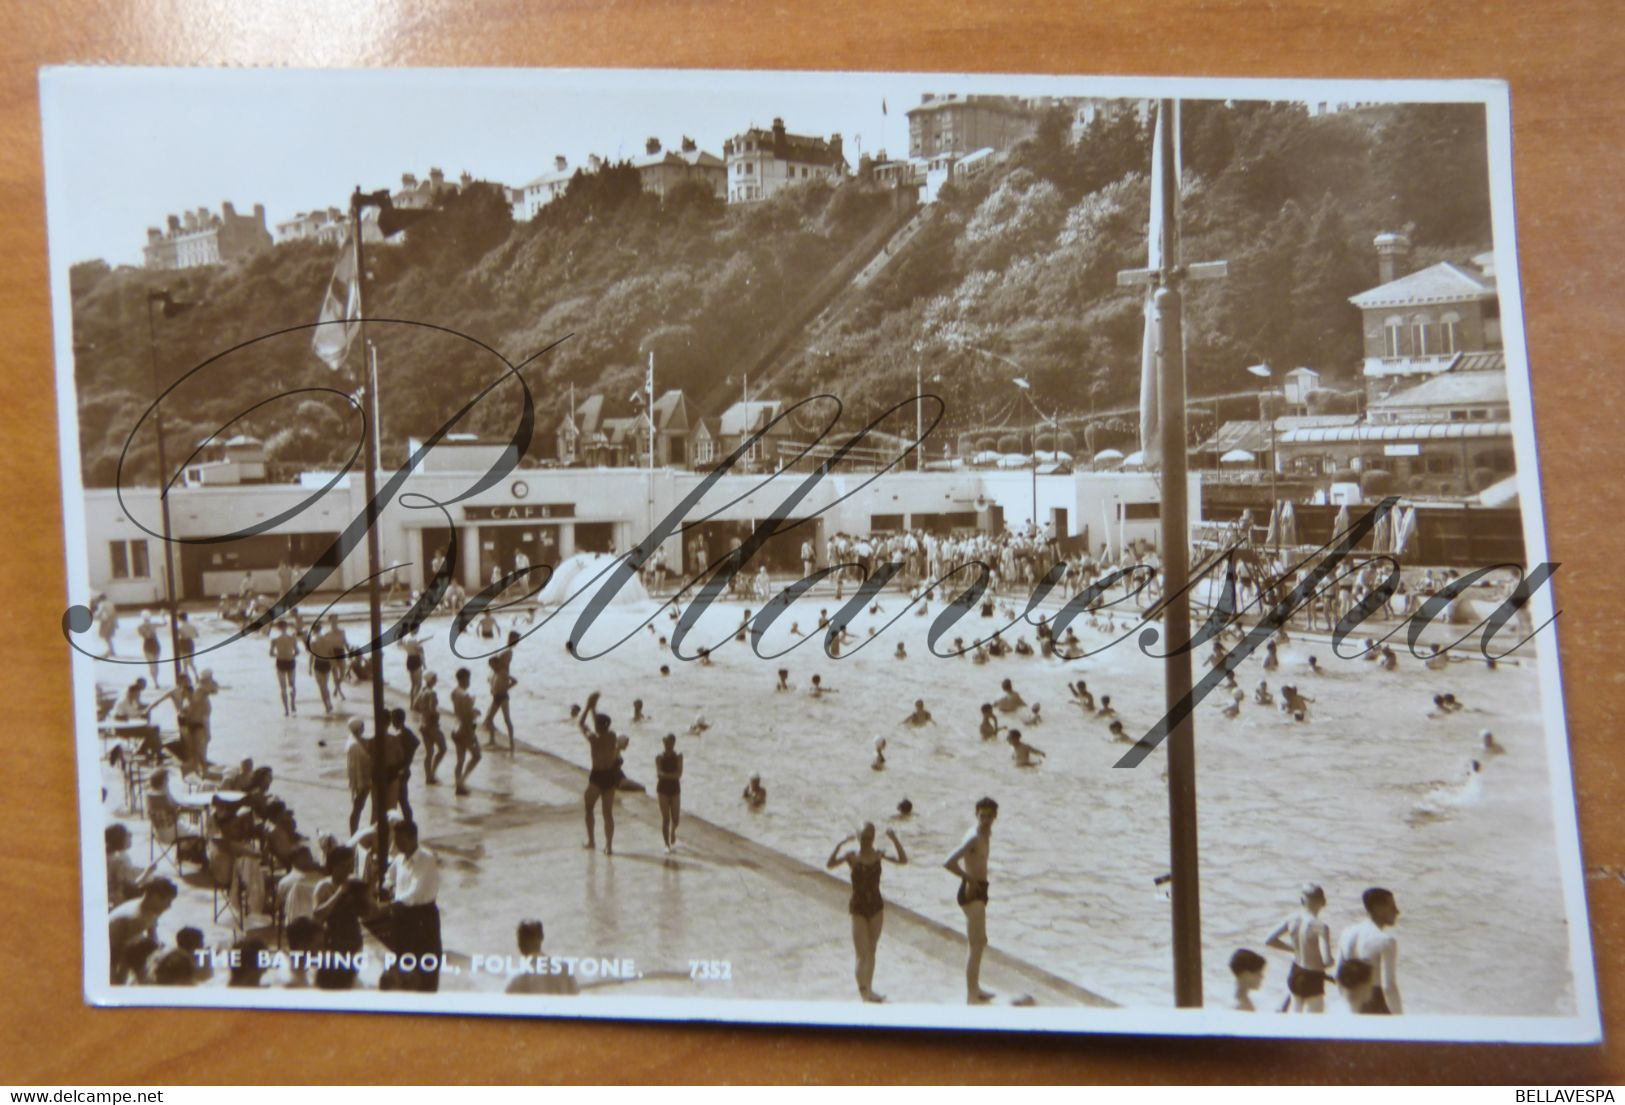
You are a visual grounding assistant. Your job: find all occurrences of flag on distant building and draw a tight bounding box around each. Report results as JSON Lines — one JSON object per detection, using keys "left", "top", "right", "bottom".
{"left": 882, "top": 98, "right": 888, "bottom": 116}
{"left": 312, "top": 232, "right": 360, "bottom": 371}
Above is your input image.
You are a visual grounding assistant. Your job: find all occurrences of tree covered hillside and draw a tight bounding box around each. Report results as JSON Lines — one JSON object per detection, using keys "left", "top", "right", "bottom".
{"left": 774, "top": 100, "right": 1493, "bottom": 445}
{"left": 68, "top": 100, "right": 1491, "bottom": 486}
{"left": 69, "top": 168, "right": 896, "bottom": 486}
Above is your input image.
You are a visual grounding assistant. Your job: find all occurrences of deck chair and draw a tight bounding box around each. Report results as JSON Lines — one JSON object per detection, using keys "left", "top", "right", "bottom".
{"left": 147, "top": 795, "right": 201, "bottom": 875}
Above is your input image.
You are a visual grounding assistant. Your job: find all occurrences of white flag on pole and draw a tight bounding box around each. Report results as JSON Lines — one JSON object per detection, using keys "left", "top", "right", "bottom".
{"left": 312, "top": 233, "right": 360, "bottom": 371}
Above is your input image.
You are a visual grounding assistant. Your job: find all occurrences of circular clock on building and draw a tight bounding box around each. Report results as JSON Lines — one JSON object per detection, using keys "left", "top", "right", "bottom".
{"left": 511, "top": 479, "right": 530, "bottom": 500}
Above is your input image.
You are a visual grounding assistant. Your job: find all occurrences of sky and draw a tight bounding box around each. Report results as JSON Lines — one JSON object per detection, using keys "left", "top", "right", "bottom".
{"left": 40, "top": 68, "right": 986, "bottom": 267}
{"left": 39, "top": 68, "right": 1498, "bottom": 269}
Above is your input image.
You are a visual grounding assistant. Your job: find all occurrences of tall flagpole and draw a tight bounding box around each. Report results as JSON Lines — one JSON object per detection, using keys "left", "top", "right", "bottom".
{"left": 351, "top": 188, "right": 391, "bottom": 889}
{"left": 1116, "top": 100, "right": 1228, "bottom": 1007}
{"left": 647, "top": 350, "right": 656, "bottom": 470}
{"left": 144, "top": 293, "right": 184, "bottom": 686}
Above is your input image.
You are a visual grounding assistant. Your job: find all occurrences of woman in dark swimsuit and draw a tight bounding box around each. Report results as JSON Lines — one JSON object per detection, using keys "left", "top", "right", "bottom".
{"left": 825, "top": 822, "right": 908, "bottom": 1002}
{"left": 655, "top": 734, "right": 683, "bottom": 853}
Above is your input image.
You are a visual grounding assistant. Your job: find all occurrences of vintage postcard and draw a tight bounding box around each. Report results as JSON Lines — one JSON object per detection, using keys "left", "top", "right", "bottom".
{"left": 40, "top": 67, "right": 1598, "bottom": 1041}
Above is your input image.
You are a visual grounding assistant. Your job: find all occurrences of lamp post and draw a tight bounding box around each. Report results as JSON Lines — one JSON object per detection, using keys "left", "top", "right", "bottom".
{"left": 144, "top": 289, "right": 189, "bottom": 685}
{"left": 1247, "top": 363, "right": 1278, "bottom": 561}
{"left": 1011, "top": 376, "right": 1060, "bottom": 538}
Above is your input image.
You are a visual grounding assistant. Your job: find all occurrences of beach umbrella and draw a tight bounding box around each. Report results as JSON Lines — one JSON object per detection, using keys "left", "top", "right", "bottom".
{"left": 1219, "top": 448, "right": 1255, "bottom": 464}
{"left": 1032, "top": 449, "right": 1073, "bottom": 463}
{"left": 1122, "top": 450, "right": 1145, "bottom": 468}
{"left": 997, "top": 453, "right": 1029, "bottom": 469}
{"left": 1333, "top": 502, "right": 1351, "bottom": 537}
{"left": 1263, "top": 503, "right": 1280, "bottom": 548}
{"left": 971, "top": 450, "right": 1001, "bottom": 465}
{"left": 1280, "top": 501, "right": 1298, "bottom": 547}
{"left": 1094, "top": 448, "right": 1125, "bottom": 465}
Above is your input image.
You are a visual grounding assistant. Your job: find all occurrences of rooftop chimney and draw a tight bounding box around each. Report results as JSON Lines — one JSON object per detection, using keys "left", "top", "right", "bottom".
{"left": 459, "top": 171, "right": 471, "bottom": 188}
{"left": 183, "top": 211, "right": 197, "bottom": 231}
{"left": 221, "top": 201, "right": 236, "bottom": 218}
{"left": 167, "top": 214, "right": 180, "bottom": 233}
{"left": 1374, "top": 231, "right": 1412, "bottom": 285}
{"left": 429, "top": 167, "right": 444, "bottom": 188}
{"left": 645, "top": 137, "right": 661, "bottom": 155}
{"left": 403, "top": 173, "right": 417, "bottom": 188}
{"left": 554, "top": 155, "right": 567, "bottom": 172}
{"left": 147, "top": 227, "right": 161, "bottom": 243}
{"left": 681, "top": 135, "right": 696, "bottom": 153}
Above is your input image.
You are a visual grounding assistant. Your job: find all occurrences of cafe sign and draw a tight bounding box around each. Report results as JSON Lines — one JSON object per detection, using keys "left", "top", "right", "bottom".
{"left": 463, "top": 503, "right": 574, "bottom": 521}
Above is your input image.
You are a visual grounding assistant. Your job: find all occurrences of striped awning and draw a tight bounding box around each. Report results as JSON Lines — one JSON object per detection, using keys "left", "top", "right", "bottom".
{"left": 1276, "top": 421, "right": 1513, "bottom": 445}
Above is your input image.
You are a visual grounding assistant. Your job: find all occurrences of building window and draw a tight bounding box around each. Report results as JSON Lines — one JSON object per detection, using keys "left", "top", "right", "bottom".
{"left": 1411, "top": 316, "right": 1434, "bottom": 357}
{"left": 694, "top": 439, "right": 714, "bottom": 465}
{"left": 1449, "top": 409, "right": 1469, "bottom": 421}
{"left": 1425, "top": 454, "right": 1459, "bottom": 474}
{"left": 1441, "top": 311, "right": 1461, "bottom": 355}
{"left": 1384, "top": 316, "right": 1403, "bottom": 359}
{"left": 110, "top": 539, "right": 150, "bottom": 580}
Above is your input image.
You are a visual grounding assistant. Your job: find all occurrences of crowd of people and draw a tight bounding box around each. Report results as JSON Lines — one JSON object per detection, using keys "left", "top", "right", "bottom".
{"left": 94, "top": 517, "right": 1515, "bottom": 1009}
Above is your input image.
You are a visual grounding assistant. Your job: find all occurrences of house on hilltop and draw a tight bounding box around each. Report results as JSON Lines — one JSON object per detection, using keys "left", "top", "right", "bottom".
{"left": 143, "top": 202, "right": 272, "bottom": 270}
{"left": 723, "top": 118, "right": 846, "bottom": 204}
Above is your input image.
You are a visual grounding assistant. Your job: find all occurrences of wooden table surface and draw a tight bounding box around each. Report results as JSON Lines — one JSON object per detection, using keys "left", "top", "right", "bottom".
{"left": 2, "top": 0, "right": 1621, "bottom": 1085}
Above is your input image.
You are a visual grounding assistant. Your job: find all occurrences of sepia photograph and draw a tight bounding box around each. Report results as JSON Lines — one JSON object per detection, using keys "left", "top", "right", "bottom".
{"left": 39, "top": 66, "right": 1596, "bottom": 1042}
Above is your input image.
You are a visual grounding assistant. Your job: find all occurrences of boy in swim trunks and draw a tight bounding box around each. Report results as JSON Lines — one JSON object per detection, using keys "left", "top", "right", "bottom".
{"left": 1338, "top": 887, "right": 1402, "bottom": 1013}
{"left": 1229, "top": 947, "right": 1267, "bottom": 1011}
{"left": 269, "top": 619, "right": 299, "bottom": 716}
{"left": 945, "top": 796, "right": 998, "bottom": 1004}
{"left": 1265, "top": 882, "right": 1334, "bottom": 1012}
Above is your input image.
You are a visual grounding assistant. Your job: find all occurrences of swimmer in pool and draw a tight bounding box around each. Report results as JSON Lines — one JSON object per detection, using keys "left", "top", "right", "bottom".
{"left": 1006, "top": 730, "right": 1045, "bottom": 767}
{"left": 994, "top": 679, "right": 1025, "bottom": 714}
{"left": 903, "top": 699, "right": 934, "bottom": 727}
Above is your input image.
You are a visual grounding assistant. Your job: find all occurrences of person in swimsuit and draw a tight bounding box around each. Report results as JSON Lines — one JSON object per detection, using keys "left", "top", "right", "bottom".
{"left": 137, "top": 611, "right": 162, "bottom": 686}
{"left": 413, "top": 671, "right": 446, "bottom": 785}
{"left": 306, "top": 619, "right": 337, "bottom": 714}
{"left": 1338, "top": 887, "right": 1402, "bottom": 1013}
{"left": 398, "top": 630, "right": 426, "bottom": 703}
{"left": 655, "top": 733, "right": 683, "bottom": 853}
{"left": 902, "top": 699, "right": 934, "bottom": 727}
{"left": 449, "top": 667, "right": 482, "bottom": 796}
{"left": 579, "top": 691, "right": 622, "bottom": 854}
{"left": 1229, "top": 948, "right": 1267, "bottom": 1011}
{"left": 1265, "top": 882, "right": 1334, "bottom": 1012}
{"left": 1006, "top": 730, "right": 1045, "bottom": 767}
{"left": 322, "top": 616, "right": 350, "bottom": 698}
{"left": 482, "top": 651, "right": 516, "bottom": 750}
{"left": 945, "top": 796, "right": 998, "bottom": 1004}
{"left": 826, "top": 822, "right": 908, "bottom": 1003}
{"left": 978, "top": 703, "right": 1002, "bottom": 742}
{"left": 269, "top": 619, "right": 299, "bottom": 716}
{"left": 173, "top": 612, "right": 199, "bottom": 682}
